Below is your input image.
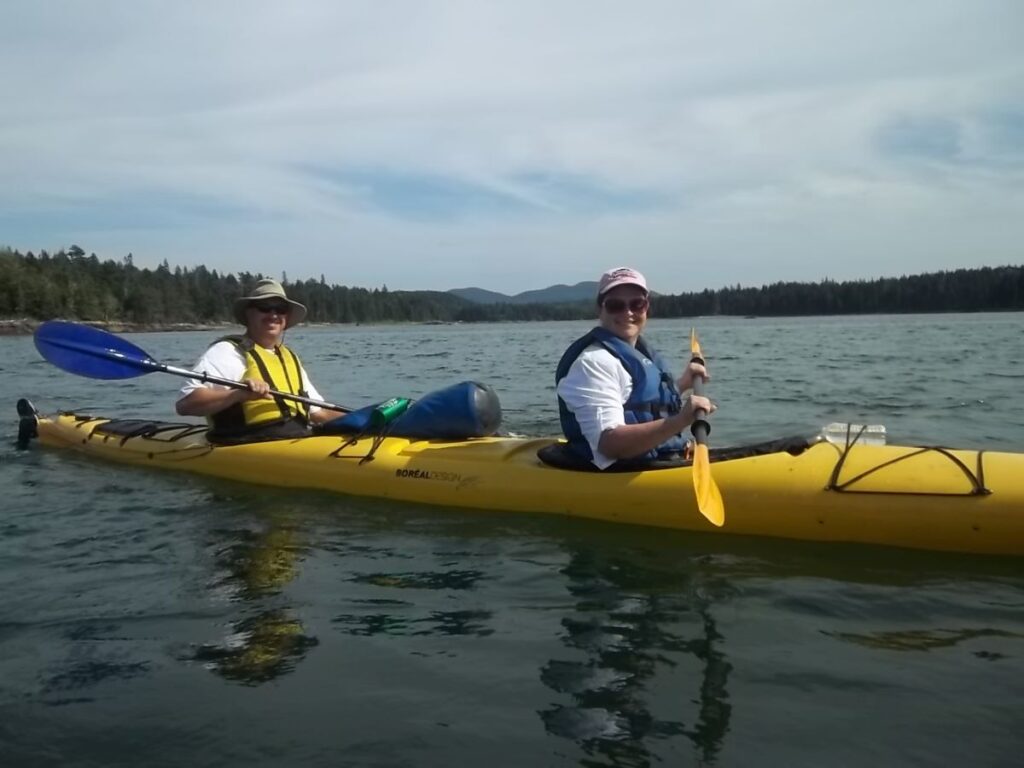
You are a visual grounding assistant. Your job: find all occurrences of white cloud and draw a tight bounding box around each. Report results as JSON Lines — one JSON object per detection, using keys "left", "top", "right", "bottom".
{"left": 1, "top": 1, "right": 1022, "bottom": 293}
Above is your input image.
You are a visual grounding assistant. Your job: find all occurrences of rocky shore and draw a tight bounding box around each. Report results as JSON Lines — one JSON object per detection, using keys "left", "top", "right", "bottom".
{"left": 0, "top": 318, "right": 232, "bottom": 336}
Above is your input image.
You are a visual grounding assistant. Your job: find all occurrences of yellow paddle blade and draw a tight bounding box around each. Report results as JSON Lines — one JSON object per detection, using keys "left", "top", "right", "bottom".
{"left": 687, "top": 327, "right": 724, "bottom": 526}
{"left": 692, "top": 444, "right": 725, "bottom": 527}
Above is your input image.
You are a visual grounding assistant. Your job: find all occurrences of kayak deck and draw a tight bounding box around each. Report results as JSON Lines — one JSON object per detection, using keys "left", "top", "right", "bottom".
{"left": 30, "top": 410, "right": 1024, "bottom": 556}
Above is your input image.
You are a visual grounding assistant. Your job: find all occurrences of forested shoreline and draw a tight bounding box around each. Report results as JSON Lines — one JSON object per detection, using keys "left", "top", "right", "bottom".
{"left": 1, "top": 245, "right": 1021, "bottom": 333}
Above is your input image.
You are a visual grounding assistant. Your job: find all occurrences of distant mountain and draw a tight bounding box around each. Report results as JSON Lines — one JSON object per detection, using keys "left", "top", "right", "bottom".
{"left": 513, "top": 282, "right": 599, "bottom": 304}
{"left": 449, "top": 281, "right": 598, "bottom": 305}
{"left": 447, "top": 287, "right": 514, "bottom": 304}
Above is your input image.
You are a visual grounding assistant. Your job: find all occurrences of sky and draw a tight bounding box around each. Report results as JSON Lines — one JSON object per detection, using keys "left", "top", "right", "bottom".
{"left": 1, "top": 1, "right": 1022, "bottom": 295}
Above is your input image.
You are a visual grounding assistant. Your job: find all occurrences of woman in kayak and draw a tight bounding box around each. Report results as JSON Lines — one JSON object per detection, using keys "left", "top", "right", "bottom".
{"left": 175, "top": 279, "right": 345, "bottom": 443}
{"left": 555, "top": 267, "right": 714, "bottom": 469}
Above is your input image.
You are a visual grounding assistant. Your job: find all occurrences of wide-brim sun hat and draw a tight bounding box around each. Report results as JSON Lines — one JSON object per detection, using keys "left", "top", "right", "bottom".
{"left": 232, "top": 279, "right": 308, "bottom": 327}
{"left": 597, "top": 267, "right": 648, "bottom": 300}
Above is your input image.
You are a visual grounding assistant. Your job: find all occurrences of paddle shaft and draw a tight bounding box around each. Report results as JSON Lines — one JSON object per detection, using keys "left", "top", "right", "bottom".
{"left": 688, "top": 349, "right": 711, "bottom": 444}
{"left": 161, "top": 361, "right": 350, "bottom": 413}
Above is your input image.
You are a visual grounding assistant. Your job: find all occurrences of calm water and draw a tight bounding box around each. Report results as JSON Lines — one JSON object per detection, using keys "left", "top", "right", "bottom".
{"left": 2, "top": 314, "right": 1023, "bottom": 767}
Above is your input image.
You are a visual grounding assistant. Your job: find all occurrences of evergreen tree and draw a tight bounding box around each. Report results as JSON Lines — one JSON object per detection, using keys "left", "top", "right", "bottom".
{"left": 1, "top": 245, "right": 1021, "bottom": 326}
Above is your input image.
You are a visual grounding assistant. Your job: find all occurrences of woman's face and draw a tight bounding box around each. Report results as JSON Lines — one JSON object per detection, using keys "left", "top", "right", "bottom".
{"left": 598, "top": 285, "right": 649, "bottom": 345}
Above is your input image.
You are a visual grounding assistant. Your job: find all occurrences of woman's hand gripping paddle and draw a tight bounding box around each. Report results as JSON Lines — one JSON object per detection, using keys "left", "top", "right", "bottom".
{"left": 689, "top": 329, "right": 724, "bottom": 526}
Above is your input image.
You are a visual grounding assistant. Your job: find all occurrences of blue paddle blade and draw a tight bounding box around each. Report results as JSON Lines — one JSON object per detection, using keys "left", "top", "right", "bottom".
{"left": 34, "top": 321, "right": 161, "bottom": 380}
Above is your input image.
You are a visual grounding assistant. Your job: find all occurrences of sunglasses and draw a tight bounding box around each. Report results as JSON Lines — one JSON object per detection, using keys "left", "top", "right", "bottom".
{"left": 602, "top": 296, "right": 649, "bottom": 314}
{"left": 252, "top": 303, "right": 290, "bottom": 315}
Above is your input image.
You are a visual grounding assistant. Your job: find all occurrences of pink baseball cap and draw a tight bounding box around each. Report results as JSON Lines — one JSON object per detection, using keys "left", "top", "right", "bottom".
{"left": 597, "top": 267, "right": 648, "bottom": 298}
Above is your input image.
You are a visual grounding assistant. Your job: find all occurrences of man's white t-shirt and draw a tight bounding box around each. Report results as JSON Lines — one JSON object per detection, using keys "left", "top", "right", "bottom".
{"left": 555, "top": 344, "right": 633, "bottom": 469}
{"left": 177, "top": 340, "right": 325, "bottom": 416}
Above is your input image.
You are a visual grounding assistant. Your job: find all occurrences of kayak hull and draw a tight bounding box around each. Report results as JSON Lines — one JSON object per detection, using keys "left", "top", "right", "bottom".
{"left": 33, "top": 411, "right": 1024, "bottom": 556}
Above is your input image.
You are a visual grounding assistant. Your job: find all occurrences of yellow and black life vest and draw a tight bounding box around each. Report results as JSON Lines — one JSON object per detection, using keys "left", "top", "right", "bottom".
{"left": 208, "top": 335, "right": 311, "bottom": 440}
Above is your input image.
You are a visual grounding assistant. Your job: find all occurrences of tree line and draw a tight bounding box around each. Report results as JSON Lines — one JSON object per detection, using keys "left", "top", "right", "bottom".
{"left": 1, "top": 245, "right": 1021, "bottom": 326}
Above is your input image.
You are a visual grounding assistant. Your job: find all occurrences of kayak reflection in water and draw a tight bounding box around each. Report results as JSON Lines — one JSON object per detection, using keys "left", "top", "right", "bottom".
{"left": 189, "top": 513, "right": 318, "bottom": 684}
{"left": 555, "top": 267, "right": 715, "bottom": 470}
{"left": 175, "top": 278, "right": 345, "bottom": 444}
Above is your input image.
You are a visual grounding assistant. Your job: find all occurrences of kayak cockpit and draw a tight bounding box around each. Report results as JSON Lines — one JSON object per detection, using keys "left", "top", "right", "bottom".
{"left": 536, "top": 433, "right": 816, "bottom": 472}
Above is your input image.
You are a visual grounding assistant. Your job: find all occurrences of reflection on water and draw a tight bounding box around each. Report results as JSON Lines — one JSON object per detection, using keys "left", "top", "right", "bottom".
{"left": 41, "top": 620, "right": 151, "bottom": 707}
{"left": 334, "top": 567, "right": 494, "bottom": 637}
{"left": 333, "top": 605, "right": 494, "bottom": 638}
{"left": 539, "top": 549, "right": 733, "bottom": 767}
{"left": 212, "top": 526, "right": 302, "bottom": 598}
{"left": 352, "top": 569, "right": 485, "bottom": 591}
{"left": 187, "top": 514, "right": 318, "bottom": 685}
{"left": 827, "top": 627, "right": 1023, "bottom": 653}
{"left": 190, "top": 609, "right": 317, "bottom": 684}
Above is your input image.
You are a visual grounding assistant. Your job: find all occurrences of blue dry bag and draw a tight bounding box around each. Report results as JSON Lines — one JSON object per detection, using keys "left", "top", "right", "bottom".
{"left": 320, "top": 381, "right": 501, "bottom": 439}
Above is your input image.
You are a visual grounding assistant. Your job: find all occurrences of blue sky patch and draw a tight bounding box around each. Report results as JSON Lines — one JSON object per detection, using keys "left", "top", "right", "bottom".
{"left": 874, "top": 115, "right": 962, "bottom": 162}
{"left": 308, "top": 167, "right": 665, "bottom": 219}
{"left": 0, "top": 190, "right": 267, "bottom": 242}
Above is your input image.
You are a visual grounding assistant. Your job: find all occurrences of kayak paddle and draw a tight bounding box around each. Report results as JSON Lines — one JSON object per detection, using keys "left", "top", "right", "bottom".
{"left": 688, "top": 328, "right": 725, "bottom": 526}
{"left": 33, "top": 320, "right": 351, "bottom": 413}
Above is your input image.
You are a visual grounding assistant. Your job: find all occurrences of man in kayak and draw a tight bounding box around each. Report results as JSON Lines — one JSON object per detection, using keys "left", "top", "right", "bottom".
{"left": 175, "top": 279, "right": 344, "bottom": 443}
{"left": 555, "top": 267, "right": 714, "bottom": 469}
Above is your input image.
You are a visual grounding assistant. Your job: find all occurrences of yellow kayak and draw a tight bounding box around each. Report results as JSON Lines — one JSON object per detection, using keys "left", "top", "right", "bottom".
{"left": 26, "top": 409, "right": 1024, "bottom": 556}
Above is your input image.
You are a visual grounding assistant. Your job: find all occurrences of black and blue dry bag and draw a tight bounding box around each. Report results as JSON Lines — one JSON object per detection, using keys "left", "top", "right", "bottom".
{"left": 320, "top": 380, "right": 501, "bottom": 439}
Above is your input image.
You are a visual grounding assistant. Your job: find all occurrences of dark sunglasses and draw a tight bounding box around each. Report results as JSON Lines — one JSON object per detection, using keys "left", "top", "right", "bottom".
{"left": 602, "top": 296, "right": 649, "bottom": 314}
{"left": 252, "top": 303, "right": 290, "bottom": 314}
